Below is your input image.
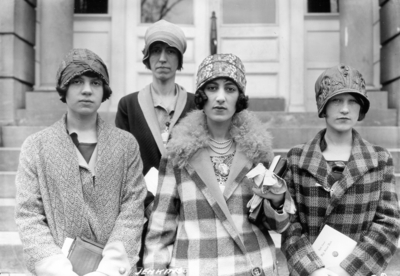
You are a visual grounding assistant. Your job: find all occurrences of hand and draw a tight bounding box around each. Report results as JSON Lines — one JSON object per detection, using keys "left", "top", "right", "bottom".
{"left": 252, "top": 187, "right": 284, "bottom": 208}
{"left": 309, "top": 268, "right": 338, "bottom": 276}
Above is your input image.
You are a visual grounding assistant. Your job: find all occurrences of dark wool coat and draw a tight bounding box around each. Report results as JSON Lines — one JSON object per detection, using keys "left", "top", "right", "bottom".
{"left": 115, "top": 84, "right": 196, "bottom": 176}
{"left": 281, "top": 129, "right": 400, "bottom": 276}
{"left": 144, "top": 110, "right": 291, "bottom": 276}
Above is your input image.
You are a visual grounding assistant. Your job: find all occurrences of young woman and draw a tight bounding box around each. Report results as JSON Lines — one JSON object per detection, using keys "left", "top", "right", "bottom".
{"left": 15, "top": 49, "right": 146, "bottom": 276}
{"left": 282, "top": 64, "right": 400, "bottom": 276}
{"left": 144, "top": 53, "right": 294, "bottom": 276}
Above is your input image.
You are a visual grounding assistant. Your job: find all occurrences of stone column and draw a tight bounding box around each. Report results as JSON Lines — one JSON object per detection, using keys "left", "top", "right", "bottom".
{"left": 0, "top": 0, "right": 36, "bottom": 125}
{"left": 20, "top": 0, "right": 74, "bottom": 126}
{"left": 288, "top": 0, "right": 305, "bottom": 112}
{"left": 339, "top": 0, "right": 374, "bottom": 85}
{"left": 380, "top": 0, "right": 400, "bottom": 125}
{"left": 38, "top": 0, "right": 74, "bottom": 89}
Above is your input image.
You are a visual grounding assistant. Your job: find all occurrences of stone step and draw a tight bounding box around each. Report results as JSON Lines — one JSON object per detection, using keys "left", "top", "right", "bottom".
{"left": 269, "top": 126, "right": 400, "bottom": 149}
{"left": 16, "top": 110, "right": 114, "bottom": 126}
{"left": 0, "top": 172, "right": 16, "bottom": 198}
{"left": 366, "top": 90, "right": 389, "bottom": 110}
{"left": 0, "top": 148, "right": 20, "bottom": 171}
{"left": 0, "top": 199, "right": 17, "bottom": 231}
{"left": 0, "top": 232, "right": 27, "bottom": 274}
{"left": 1, "top": 126, "right": 45, "bottom": 147}
{"left": 25, "top": 91, "right": 65, "bottom": 111}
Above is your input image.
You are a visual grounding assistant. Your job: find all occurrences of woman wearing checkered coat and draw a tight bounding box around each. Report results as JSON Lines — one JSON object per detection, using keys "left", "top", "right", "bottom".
{"left": 144, "top": 54, "right": 295, "bottom": 276}
{"left": 281, "top": 65, "right": 400, "bottom": 276}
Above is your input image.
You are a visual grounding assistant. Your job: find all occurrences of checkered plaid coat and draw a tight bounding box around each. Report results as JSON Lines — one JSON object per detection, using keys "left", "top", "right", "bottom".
{"left": 281, "top": 129, "right": 400, "bottom": 276}
{"left": 144, "top": 110, "right": 291, "bottom": 276}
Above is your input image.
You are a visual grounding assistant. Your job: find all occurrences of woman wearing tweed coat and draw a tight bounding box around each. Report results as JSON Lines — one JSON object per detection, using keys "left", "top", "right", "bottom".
{"left": 144, "top": 54, "right": 295, "bottom": 276}
{"left": 15, "top": 49, "right": 147, "bottom": 276}
{"left": 281, "top": 64, "right": 400, "bottom": 276}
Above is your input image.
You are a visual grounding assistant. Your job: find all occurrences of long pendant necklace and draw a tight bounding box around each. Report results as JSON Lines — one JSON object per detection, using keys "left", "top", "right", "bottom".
{"left": 210, "top": 151, "right": 236, "bottom": 185}
{"left": 161, "top": 121, "right": 170, "bottom": 147}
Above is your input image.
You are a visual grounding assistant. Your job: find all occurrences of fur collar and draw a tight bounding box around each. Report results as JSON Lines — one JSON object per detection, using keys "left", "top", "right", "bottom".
{"left": 168, "top": 110, "right": 274, "bottom": 168}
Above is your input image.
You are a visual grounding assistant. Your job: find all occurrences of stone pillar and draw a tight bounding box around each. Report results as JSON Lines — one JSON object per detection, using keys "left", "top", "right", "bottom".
{"left": 38, "top": 0, "right": 74, "bottom": 89}
{"left": 339, "top": 0, "right": 374, "bottom": 85}
{"left": 288, "top": 0, "right": 305, "bottom": 112}
{"left": 380, "top": 0, "right": 400, "bottom": 126}
{"left": 0, "top": 0, "right": 36, "bottom": 125}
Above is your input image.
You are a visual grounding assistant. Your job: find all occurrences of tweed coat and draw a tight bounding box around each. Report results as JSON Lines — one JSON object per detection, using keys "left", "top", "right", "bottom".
{"left": 281, "top": 129, "right": 400, "bottom": 276}
{"left": 144, "top": 110, "right": 291, "bottom": 276}
{"left": 15, "top": 115, "right": 147, "bottom": 276}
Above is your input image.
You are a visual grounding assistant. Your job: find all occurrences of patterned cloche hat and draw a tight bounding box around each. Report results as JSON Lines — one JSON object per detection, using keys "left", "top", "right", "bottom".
{"left": 56, "top": 48, "right": 110, "bottom": 90}
{"left": 315, "top": 64, "right": 370, "bottom": 121}
{"left": 196, "top": 53, "right": 246, "bottom": 93}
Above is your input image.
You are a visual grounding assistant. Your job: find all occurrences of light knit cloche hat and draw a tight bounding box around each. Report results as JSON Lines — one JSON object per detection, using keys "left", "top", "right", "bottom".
{"left": 142, "top": 19, "right": 187, "bottom": 65}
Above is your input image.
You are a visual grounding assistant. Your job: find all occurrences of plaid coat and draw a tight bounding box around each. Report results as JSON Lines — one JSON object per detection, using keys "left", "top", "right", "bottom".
{"left": 144, "top": 110, "right": 291, "bottom": 276}
{"left": 281, "top": 129, "right": 400, "bottom": 276}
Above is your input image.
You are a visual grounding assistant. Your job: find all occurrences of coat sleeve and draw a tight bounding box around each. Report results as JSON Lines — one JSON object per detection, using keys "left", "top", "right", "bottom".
{"left": 115, "top": 96, "right": 130, "bottom": 132}
{"left": 143, "top": 157, "right": 180, "bottom": 270}
{"left": 15, "top": 136, "right": 78, "bottom": 276}
{"left": 97, "top": 135, "right": 147, "bottom": 275}
{"left": 281, "top": 150, "right": 325, "bottom": 276}
{"left": 341, "top": 152, "right": 400, "bottom": 276}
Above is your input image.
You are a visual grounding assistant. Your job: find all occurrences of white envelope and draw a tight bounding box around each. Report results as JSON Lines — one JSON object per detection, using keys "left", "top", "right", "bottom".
{"left": 312, "top": 225, "right": 357, "bottom": 275}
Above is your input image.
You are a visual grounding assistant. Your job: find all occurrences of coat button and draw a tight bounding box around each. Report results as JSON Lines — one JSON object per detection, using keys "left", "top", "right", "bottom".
{"left": 119, "top": 267, "right": 126, "bottom": 274}
{"left": 251, "top": 267, "right": 262, "bottom": 276}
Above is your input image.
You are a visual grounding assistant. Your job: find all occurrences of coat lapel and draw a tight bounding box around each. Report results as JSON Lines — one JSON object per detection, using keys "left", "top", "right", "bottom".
{"left": 324, "top": 130, "right": 378, "bottom": 217}
{"left": 186, "top": 148, "right": 249, "bottom": 256}
{"left": 298, "top": 130, "right": 331, "bottom": 189}
{"left": 168, "top": 84, "right": 188, "bottom": 130}
{"left": 138, "top": 85, "right": 167, "bottom": 156}
{"left": 223, "top": 147, "right": 253, "bottom": 200}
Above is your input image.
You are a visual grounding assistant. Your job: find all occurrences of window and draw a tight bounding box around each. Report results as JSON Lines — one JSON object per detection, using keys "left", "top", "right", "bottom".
{"left": 141, "top": 0, "right": 193, "bottom": 24}
{"left": 308, "top": 0, "right": 339, "bottom": 13}
{"left": 74, "top": 0, "right": 108, "bottom": 14}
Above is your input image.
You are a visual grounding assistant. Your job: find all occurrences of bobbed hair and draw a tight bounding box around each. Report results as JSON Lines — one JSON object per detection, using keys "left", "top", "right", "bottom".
{"left": 143, "top": 43, "right": 184, "bottom": 71}
{"left": 56, "top": 71, "right": 112, "bottom": 103}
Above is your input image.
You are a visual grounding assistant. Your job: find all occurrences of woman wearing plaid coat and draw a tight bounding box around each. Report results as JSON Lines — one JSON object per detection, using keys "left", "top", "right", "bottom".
{"left": 144, "top": 54, "right": 294, "bottom": 276}
{"left": 281, "top": 65, "right": 400, "bottom": 276}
